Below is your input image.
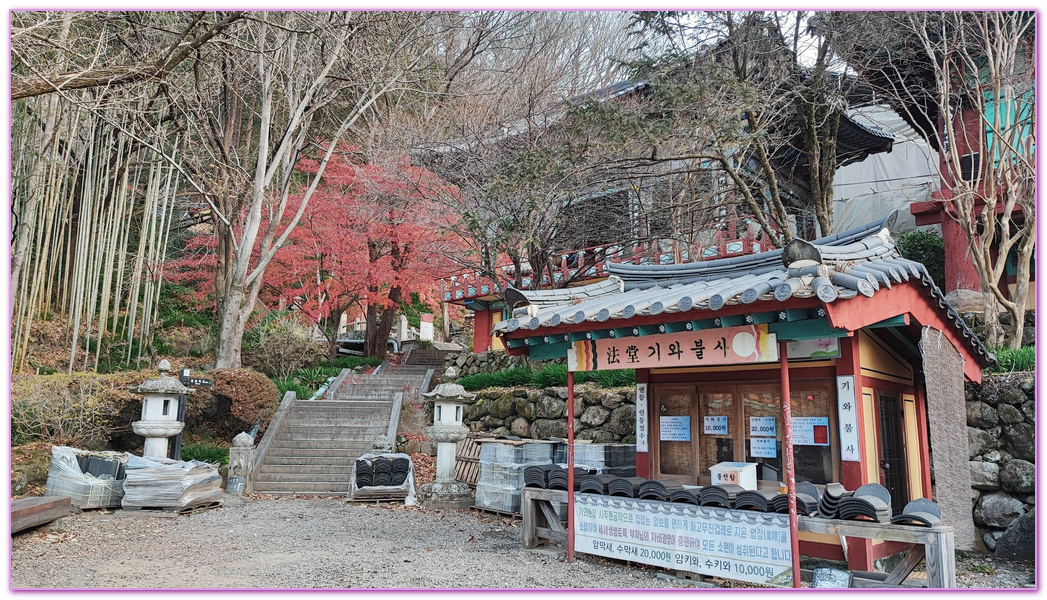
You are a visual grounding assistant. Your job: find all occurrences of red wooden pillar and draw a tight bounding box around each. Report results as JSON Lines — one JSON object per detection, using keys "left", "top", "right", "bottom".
{"left": 779, "top": 341, "right": 801, "bottom": 588}
{"left": 472, "top": 306, "right": 493, "bottom": 353}
{"left": 567, "top": 371, "right": 576, "bottom": 562}
{"left": 837, "top": 335, "right": 875, "bottom": 571}
{"left": 940, "top": 211, "right": 981, "bottom": 293}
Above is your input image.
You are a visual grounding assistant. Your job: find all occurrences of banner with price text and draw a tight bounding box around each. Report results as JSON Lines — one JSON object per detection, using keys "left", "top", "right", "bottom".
{"left": 574, "top": 493, "right": 793, "bottom": 586}
{"left": 568, "top": 324, "right": 778, "bottom": 371}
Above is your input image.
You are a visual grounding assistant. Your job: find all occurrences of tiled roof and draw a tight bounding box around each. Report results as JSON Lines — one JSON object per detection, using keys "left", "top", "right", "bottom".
{"left": 494, "top": 213, "right": 994, "bottom": 367}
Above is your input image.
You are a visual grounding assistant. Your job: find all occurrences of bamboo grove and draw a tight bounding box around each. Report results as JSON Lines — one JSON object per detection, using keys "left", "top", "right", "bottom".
{"left": 11, "top": 93, "right": 182, "bottom": 373}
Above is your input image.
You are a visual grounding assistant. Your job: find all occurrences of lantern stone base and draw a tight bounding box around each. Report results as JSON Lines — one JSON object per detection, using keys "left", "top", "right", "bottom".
{"left": 416, "top": 481, "right": 473, "bottom": 510}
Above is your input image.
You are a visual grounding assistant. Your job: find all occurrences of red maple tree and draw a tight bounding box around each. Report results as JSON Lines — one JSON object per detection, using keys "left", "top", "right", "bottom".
{"left": 171, "top": 150, "right": 463, "bottom": 359}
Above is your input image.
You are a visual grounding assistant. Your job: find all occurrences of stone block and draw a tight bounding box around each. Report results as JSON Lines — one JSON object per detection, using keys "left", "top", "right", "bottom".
{"left": 513, "top": 398, "right": 535, "bottom": 420}
{"left": 577, "top": 428, "right": 615, "bottom": 443}
{"left": 966, "top": 401, "right": 999, "bottom": 428}
{"left": 968, "top": 427, "right": 999, "bottom": 458}
{"left": 974, "top": 492, "right": 1025, "bottom": 528}
{"left": 487, "top": 393, "right": 516, "bottom": 419}
{"left": 483, "top": 416, "right": 504, "bottom": 429}
{"left": 608, "top": 405, "right": 636, "bottom": 437}
{"left": 1000, "top": 459, "right": 1035, "bottom": 494}
{"left": 509, "top": 417, "right": 530, "bottom": 438}
{"left": 535, "top": 396, "right": 565, "bottom": 420}
{"left": 531, "top": 419, "right": 567, "bottom": 440}
{"left": 996, "top": 403, "right": 1024, "bottom": 424}
{"left": 419, "top": 441, "right": 438, "bottom": 456}
{"left": 994, "top": 511, "right": 1035, "bottom": 560}
{"left": 600, "top": 392, "right": 624, "bottom": 409}
{"left": 1021, "top": 401, "right": 1035, "bottom": 422}
{"left": 580, "top": 406, "right": 611, "bottom": 427}
{"left": 969, "top": 461, "right": 1000, "bottom": 490}
{"left": 996, "top": 386, "right": 1026, "bottom": 405}
{"left": 1003, "top": 422, "right": 1035, "bottom": 461}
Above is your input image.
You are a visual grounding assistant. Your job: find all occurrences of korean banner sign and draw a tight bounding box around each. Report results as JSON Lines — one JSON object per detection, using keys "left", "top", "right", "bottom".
{"left": 568, "top": 324, "right": 778, "bottom": 372}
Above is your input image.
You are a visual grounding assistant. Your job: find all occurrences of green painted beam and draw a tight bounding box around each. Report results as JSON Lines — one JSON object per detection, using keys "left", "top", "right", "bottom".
{"left": 785, "top": 309, "right": 812, "bottom": 322}
{"left": 769, "top": 319, "right": 849, "bottom": 341}
{"left": 719, "top": 314, "right": 747, "bottom": 328}
{"left": 638, "top": 324, "right": 662, "bottom": 336}
{"left": 528, "top": 342, "right": 571, "bottom": 361}
{"left": 691, "top": 318, "right": 719, "bottom": 331}
{"left": 882, "top": 327, "right": 920, "bottom": 357}
{"left": 614, "top": 326, "right": 640, "bottom": 339}
{"left": 507, "top": 337, "right": 527, "bottom": 349}
{"left": 868, "top": 315, "right": 909, "bottom": 329}
{"left": 749, "top": 312, "right": 778, "bottom": 325}
{"left": 664, "top": 321, "right": 691, "bottom": 333}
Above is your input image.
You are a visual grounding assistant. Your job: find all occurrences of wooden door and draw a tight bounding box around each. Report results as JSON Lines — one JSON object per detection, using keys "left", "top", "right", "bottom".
{"left": 653, "top": 386, "right": 697, "bottom": 483}
{"left": 877, "top": 394, "right": 909, "bottom": 515}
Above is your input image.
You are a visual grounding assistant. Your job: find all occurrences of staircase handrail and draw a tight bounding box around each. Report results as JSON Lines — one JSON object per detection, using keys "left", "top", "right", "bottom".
{"left": 249, "top": 389, "right": 296, "bottom": 492}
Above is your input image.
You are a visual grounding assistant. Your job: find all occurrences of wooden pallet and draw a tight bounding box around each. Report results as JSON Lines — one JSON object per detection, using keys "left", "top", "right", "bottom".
{"left": 454, "top": 433, "right": 482, "bottom": 487}
{"left": 120, "top": 501, "right": 221, "bottom": 515}
{"left": 348, "top": 497, "right": 407, "bottom": 504}
{"left": 470, "top": 505, "right": 520, "bottom": 518}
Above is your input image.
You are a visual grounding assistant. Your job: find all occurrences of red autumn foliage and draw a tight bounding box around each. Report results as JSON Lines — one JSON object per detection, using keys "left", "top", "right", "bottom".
{"left": 169, "top": 149, "right": 465, "bottom": 357}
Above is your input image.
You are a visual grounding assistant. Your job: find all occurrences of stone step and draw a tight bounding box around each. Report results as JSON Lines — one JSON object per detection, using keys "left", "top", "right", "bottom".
{"left": 262, "top": 455, "right": 353, "bottom": 465}
{"left": 292, "top": 401, "right": 392, "bottom": 410}
{"left": 258, "top": 464, "right": 355, "bottom": 475}
{"left": 254, "top": 474, "right": 354, "bottom": 484}
{"left": 279, "top": 423, "right": 388, "bottom": 433}
{"left": 249, "top": 482, "right": 352, "bottom": 494}
{"left": 268, "top": 439, "right": 379, "bottom": 448}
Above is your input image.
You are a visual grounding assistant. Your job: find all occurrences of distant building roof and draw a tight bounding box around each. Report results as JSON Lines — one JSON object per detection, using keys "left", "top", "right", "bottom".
{"left": 494, "top": 211, "right": 993, "bottom": 370}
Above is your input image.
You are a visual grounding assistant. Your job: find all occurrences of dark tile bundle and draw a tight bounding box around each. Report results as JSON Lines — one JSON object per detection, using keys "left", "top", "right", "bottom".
{"left": 580, "top": 474, "right": 618, "bottom": 495}
{"left": 637, "top": 479, "right": 684, "bottom": 501}
{"left": 890, "top": 498, "right": 941, "bottom": 527}
{"left": 667, "top": 488, "right": 701, "bottom": 505}
{"left": 837, "top": 483, "right": 892, "bottom": 523}
{"left": 607, "top": 476, "right": 646, "bottom": 498}
{"left": 734, "top": 489, "right": 777, "bottom": 512}
{"left": 699, "top": 484, "right": 743, "bottom": 508}
{"left": 817, "top": 482, "right": 852, "bottom": 518}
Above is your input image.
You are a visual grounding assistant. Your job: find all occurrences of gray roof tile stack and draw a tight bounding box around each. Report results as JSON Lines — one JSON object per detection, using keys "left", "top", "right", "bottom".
{"left": 493, "top": 211, "right": 993, "bottom": 366}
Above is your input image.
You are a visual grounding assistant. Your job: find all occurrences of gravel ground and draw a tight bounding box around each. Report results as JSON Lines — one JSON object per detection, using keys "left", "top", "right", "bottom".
{"left": 10, "top": 495, "right": 1035, "bottom": 590}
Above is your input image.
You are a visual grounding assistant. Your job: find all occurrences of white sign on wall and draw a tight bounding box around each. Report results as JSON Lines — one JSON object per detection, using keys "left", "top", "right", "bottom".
{"left": 660, "top": 416, "right": 691, "bottom": 442}
{"left": 636, "top": 384, "right": 649, "bottom": 453}
{"left": 574, "top": 494, "right": 793, "bottom": 586}
{"left": 792, "top": 417, "right": 830, "bottom": 446}
{"left": 750, "top": 437, "right": 778, "bottom": 458}
{"left": 749, "top": 417, "right": 776, "bottom": 437}
{"left": 837, "top": 376, "right": 860, "bottom": 461}
{"left": 703, "top": 416, "right": 729, "bottom": 435}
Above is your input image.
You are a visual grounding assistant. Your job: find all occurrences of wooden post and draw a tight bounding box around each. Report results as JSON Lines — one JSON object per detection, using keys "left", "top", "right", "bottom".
{"left": 567, "top": 370, "right": 575, "bottom": 562}
{"left": 779, "top": 340, "right": 801, "bottom": 588}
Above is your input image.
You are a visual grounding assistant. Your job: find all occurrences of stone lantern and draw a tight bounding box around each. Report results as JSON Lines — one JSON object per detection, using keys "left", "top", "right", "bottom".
{"left": 129, "top": 360, "right": 194, "bottom": 458}
{"left": 417, "top": 383, "right": 474, "bottom": 509}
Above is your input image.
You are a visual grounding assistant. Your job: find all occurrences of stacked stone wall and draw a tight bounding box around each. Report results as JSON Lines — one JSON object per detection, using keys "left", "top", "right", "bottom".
{"left": 965, "top": 372, "right": 1034, "bottom": 558}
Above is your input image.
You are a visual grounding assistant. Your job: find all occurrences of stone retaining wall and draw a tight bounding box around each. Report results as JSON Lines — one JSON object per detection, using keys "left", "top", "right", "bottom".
{"left": 461, "top": 385, "right": 635, "bottom": 443}
{"left": 966, "top": 372, "right": 1035, "bottom": 558}
{"left": 444, "top": 351, "right": 564, "bottom": 379}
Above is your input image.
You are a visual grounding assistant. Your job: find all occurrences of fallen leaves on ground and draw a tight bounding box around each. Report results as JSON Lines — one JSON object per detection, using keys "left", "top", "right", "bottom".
{"left": 411, "top": 453, "right": 435, "bottom": 485}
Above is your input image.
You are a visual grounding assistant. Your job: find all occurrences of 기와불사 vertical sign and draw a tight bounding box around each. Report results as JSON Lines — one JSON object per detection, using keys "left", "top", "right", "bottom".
{"left": 837, "top": 376, "right": 860, "bottom": 462}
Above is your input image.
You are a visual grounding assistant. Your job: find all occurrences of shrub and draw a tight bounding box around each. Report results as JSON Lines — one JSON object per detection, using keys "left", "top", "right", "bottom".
{"left": 273, "top": 376, "right": 315, "bottom": 399}
{"left": 896, "top": 230, "right": 946, "bottom": 286}
{"left": 531, "top": 364, "right": 569, "bottom": 387}
{"left": 986, "top": 346, "right": 1035, "bottom": 373}
{"left": 180, "top": 441, "right": 229, "bottom": 465}
{"left": 242, "top": 312, "right": 325, "bottom": 378}
{"left": 326, "top": 356, "right": 382, "bottom": 370}
{"left": 589, "top": 369, "right": 636, "bottom": 388}
{"left": 457, "top": 372, "right": 498, "bottom": 391}
{"left": 11, "top": 370, "right": 145, "bottom": 446}
{"left": 203, "top": 369, "right": 281, "bottom": 438}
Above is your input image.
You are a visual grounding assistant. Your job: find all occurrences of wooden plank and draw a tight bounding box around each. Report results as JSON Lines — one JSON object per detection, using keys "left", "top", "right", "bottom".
{"left": 11, "top": 497, "right": 71, "bottom": 534}
{"left": 884, "top": 546, "right": 925, "bottom": 586}
{"left": 534, "top": 526, "right": 567, "bottom": 545}
{"left": 797, "top": 516, "right": 951, "bottom": 545}
{"left": 537, "top": 500, "right": 566, "bottom": 532}
{"left": 924, "top": 529, "right": 955, "bottom": 588}
{"left": 522, "top": 490, "right": 537, "bottom": 549}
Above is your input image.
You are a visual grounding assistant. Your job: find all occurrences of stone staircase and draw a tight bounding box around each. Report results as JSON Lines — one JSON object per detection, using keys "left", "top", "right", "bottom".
{"left": 250, "top": 363, "right": 433, "bottom": 495}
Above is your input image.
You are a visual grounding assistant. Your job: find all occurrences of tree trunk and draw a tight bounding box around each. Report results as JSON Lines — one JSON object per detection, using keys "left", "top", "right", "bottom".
{"left": 215, "top": 289, "right": 248, "bottom": 368}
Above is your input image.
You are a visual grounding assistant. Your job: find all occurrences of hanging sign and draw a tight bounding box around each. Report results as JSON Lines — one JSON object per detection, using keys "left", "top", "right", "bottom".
{"left": 792, "top": 417, "right": 830, "bottom": 446}
{"left": 660, "top": 416, "right": 691, "bottom": 441}
{"left": 749, "top": 417, "right": 776, "bottom": 437}
{"left": 574, "top": 494, "right": 793, "bottom": 586}
{"left": 703, "top": 416, "right": 729, "bottom": 435}
{"left": 837, "top": 376, "right": 861, "bottom": 462}
{"left": 750, "top": 437, "right": 778, "bottom": 458}
{"left": 636, "top": 384, "right": 649, "bottom": 453}
{"left": 568, "top": 325, "right": 778, "bottom": 371}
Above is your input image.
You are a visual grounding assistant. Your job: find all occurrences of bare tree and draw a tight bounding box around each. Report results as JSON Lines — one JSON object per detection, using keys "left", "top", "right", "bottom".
{"left": 841, "top": 11, "right": 1034, "bottom": 348}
